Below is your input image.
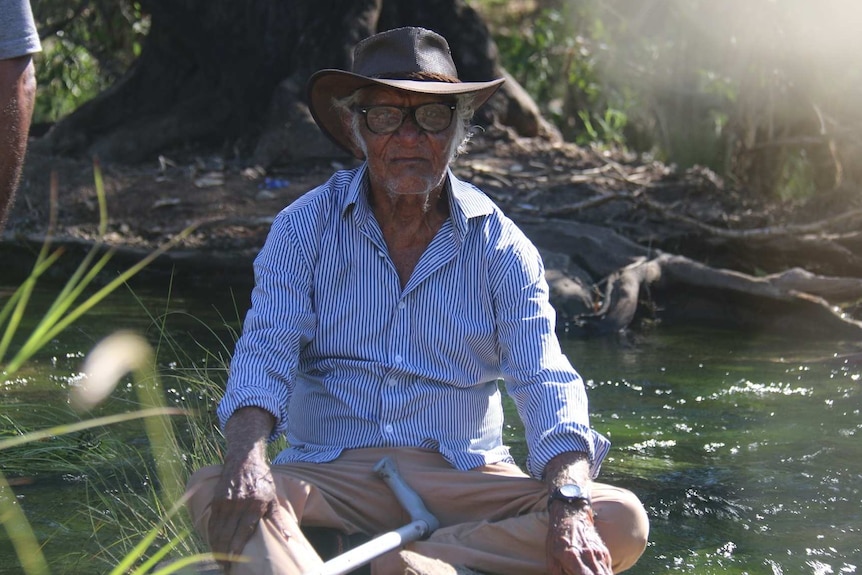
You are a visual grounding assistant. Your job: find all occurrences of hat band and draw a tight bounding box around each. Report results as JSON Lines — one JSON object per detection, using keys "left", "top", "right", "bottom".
{"left": 374, "top": 71, "right": 461, "bottom": 84}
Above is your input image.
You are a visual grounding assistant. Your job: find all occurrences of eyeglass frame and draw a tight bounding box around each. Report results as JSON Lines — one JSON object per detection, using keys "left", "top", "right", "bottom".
{"left": 354, "top": 102, "right": 458, "bottom": 135}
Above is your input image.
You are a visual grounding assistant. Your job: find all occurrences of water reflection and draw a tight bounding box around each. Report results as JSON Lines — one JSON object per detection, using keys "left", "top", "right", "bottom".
{"left": 1, "top": 287, "right": 860, "bottom": 574}
{"left": 563, "top": 330, "right": 861, "bottom": 574}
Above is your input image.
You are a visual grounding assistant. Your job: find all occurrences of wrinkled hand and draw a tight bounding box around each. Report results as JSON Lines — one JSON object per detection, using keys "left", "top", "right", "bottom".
{"left": 207, "top": 453, "right": 292, "bottom": 570}
{"left": 546, "top": 503, "right": 613, "bottom": 575}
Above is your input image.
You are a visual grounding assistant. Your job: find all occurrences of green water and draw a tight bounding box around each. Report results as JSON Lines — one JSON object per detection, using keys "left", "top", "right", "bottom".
{"left": 573, "top": 332, "right": 861, "bottom": 574}
{"left": 1, "top": 284, "right": 860, "bottom": 574}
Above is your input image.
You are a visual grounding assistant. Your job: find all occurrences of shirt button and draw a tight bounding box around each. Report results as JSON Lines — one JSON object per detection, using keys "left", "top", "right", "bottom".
{"left": 397, "top": 301, "right": 406, "bottom": 310}
{"left": 387, "top": 378, "right": 397, "bottom": 386}
{"left": 394, "top": 354, "right": 402, "bottom": 363}
{"left": 384, "top": 424, "right": 394, "bottom": 433}
{"left": 377, "top": 251, "right": 386, "bottom": 258}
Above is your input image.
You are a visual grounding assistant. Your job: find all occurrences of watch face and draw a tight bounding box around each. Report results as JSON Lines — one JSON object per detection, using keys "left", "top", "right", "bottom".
{"left": 548, "top": 484, "right": 591, "bottom": 510}
{"left": 559, "top": 484, "right": 584, "bottom": 499}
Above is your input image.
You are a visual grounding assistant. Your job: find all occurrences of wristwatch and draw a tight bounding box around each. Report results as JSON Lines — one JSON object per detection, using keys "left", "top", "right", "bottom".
{"left": 548, "top": 483, "right": 591, "bottom": 509}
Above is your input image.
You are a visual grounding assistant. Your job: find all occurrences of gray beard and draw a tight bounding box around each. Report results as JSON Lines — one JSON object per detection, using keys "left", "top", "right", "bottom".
{"left": 383, "top": 173, "right": 447, "bottom": 211}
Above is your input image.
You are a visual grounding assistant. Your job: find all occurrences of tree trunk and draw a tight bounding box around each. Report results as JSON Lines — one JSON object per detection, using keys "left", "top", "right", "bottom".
{"left": 22, "top": 0, "right": 861, "bottom": 339}
{"left": 37, "top": 0, "right": 547, "bottom": 165}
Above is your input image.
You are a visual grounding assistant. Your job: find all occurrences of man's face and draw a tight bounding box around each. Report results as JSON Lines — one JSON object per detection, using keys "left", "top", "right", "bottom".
{"left": 353, "top": 87, "right": 457, "bottom": 198}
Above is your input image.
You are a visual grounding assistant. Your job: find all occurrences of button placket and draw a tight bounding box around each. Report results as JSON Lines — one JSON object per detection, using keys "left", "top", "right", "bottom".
{"left": 381, "top": 295, "right": 409, "bottom": 443}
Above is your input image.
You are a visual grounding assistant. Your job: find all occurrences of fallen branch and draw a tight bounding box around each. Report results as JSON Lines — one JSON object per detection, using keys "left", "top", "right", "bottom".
{"left": 532, "top": 190, "right": 640, "bottom": 217}
{"left": 568, "top": 253, "right": 862, "bottom": 337}
{"left": 635, "top": 195, "right": 862, "bottom": 240}
{"left": 534, "top": 185, "right": 862, "bottom": 241}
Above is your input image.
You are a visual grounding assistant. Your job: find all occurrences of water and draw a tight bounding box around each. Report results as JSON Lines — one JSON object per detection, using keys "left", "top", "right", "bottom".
{"left": 571, "top": 332, "right": 862, "bottom": 574}
{"left": 2, "top": 284, "right": 860, "bottom": 574}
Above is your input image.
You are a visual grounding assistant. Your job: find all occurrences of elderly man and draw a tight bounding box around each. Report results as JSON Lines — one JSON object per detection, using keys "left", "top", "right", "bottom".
{"left": 0, "top": 0, "right": 40, "bottom": 232}
{"left": 187, "top": 27, "right": 648, "bottom": 575}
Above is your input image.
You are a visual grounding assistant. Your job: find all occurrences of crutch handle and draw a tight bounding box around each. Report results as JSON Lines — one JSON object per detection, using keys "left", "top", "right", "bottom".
{"left": 374, "top": 456, "right": 440, "bottom": 531}
{"left": 302, "top": 456, "right": 440, "bottom": 575}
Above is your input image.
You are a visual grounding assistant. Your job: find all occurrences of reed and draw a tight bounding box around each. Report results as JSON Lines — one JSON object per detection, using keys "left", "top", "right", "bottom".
{"left": 0, "top": 162, "right": 219, "bottom": 574}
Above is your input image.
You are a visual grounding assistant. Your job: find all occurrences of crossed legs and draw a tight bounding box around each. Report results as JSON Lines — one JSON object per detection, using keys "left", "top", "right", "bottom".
{"left": 186, "top": 448, "right": 648, "bottom": 574}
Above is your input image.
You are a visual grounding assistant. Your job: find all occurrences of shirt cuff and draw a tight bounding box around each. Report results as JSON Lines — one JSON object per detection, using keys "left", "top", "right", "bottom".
{"left": 527, "top": 427, "right": 611, "bottom": 479}
{"left": 216, "top": 388, "right": 287, "bottom": 443}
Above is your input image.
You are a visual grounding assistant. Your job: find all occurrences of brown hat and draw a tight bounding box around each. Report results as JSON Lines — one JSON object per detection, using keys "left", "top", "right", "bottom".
{"left": 307, "top": 27, "right": 505, "bottom": 155}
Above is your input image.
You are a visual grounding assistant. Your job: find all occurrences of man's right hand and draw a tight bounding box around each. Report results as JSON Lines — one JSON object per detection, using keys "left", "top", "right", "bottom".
{"left": 207, "top": 407, "right": 294, "bottom": 569}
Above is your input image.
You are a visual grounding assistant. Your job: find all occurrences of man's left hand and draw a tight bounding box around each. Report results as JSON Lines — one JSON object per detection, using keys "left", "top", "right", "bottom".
{"left": 546, "top": 501, "right": 613, "bottom": 575}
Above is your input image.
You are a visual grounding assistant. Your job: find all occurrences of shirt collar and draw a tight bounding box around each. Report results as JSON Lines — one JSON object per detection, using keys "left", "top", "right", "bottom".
{"left": 340, "top": 163, "right": 496, "bottom": 240}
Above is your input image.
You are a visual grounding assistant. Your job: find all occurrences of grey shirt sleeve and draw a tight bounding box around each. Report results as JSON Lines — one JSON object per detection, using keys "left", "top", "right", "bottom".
{"left": 0, "top": 0, "right": 42, "bottom": 60}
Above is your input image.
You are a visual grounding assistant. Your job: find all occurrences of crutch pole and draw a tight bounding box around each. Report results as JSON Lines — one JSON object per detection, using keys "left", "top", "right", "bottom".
{"left": 302, "top": 456, "right": 440, "bottom": 575}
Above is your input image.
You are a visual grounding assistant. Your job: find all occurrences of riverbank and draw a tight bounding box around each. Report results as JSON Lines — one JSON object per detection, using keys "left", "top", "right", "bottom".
{"left": 5, "top": 132, "right": 862, "bottom": 337}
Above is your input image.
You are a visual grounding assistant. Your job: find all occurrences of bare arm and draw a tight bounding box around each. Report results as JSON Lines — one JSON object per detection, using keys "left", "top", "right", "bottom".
{"left": 0, "top": 55, "right": 37, "bottom": 232}
{"left": 208, "top": 406, "right": 295, "bottom": 566}
{"left": 544, "top": 451, "right": 593, "bottom": 488}
{"left": 544, "top": 451, "right": 613, "bottom": 575}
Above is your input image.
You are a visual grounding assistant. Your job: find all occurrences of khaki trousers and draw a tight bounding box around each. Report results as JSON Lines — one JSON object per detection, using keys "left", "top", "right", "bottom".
{"left": 186, "top": 447, "right": 648, "bottom": 575}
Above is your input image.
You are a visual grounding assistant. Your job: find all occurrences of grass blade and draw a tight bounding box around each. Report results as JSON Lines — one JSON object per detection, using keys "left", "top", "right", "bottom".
{"left": 0, "top": 408, "right": 186, "bottom": 452}
{"left": 0, "top": 471, "right": 50, "bottom": 575}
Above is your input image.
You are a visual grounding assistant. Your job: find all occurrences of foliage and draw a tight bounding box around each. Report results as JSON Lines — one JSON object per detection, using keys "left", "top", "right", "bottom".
{"left": 31, "top": 0, "right": 149, "bottom": 123}
{"left": 0, "top": 165, "right": 216, "bottom": 573}
{"left": 32, "top": 35, "right": 105, "bottom": 122}
{"left": 484, "top": 2, "right": 628, "bottom": 147}
{"left": 0, "top": 351, "right": 212, "bottom": 575}
{"left": 472, "top": 0, "right": 862, "bottom": 199}
{"left": 0, "top": 324, "right": 230, "bottom": 573}
{"left": 29, "top": 0, "right": 862, "bottom": 199}
{"left": 0, "top": 164, "right": 194, "bottom": 374}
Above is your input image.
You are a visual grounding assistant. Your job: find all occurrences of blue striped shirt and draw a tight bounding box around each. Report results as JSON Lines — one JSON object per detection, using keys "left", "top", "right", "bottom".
{"left": 218, "top": 164, "right": 610, "bottom": 479}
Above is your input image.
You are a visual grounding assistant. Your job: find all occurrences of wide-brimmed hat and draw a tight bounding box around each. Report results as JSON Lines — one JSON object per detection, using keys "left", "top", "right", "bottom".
{"left": 307, "top": 26, "right": 505, "bottom": 155}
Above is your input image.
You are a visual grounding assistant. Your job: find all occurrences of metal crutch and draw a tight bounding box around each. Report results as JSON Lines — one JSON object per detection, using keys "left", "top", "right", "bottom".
{"left": 303, "top": 456, "right": 440, "bottom": 575}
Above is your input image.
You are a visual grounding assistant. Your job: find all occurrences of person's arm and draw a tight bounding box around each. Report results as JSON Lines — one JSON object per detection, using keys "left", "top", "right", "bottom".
{"left": 487, "top": 220, "right": 612, "bottom": 573}
{"left": 207, "top": 406, "right": 296, "bottom": 567}
{"left": 0, "top": 54, "right": 37, "bottom": 232}
{"left": 544, "top": 452, "right": 613, "bottom": 575}
{"left": 205, "top": 204, "right": 321, "bottom": 566}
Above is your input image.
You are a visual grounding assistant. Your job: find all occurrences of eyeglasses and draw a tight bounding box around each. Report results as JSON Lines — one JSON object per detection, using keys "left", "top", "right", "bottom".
{"left": 356, "top": 103, "right": 457, "bottom": 134}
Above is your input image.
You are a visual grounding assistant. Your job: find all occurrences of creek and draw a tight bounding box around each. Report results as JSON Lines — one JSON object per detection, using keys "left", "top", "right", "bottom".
{"left": 1, "top": 282, "right": 860, "bottom": 574}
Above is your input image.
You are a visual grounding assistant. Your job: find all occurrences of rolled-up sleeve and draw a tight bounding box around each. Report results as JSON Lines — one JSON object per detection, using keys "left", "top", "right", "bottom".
{"left": 216, "top": 209, "right": 317, "bottom": 441}
{"left": 489, "top": 223, "right": 610, "bottom": 479}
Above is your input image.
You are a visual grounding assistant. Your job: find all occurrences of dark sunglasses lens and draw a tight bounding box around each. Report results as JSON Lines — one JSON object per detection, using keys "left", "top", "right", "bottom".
{"left": 415, "top": 104, "right": 454, "bottom": 132}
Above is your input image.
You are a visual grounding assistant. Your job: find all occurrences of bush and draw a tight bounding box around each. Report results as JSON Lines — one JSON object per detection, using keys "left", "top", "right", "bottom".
{"left": 472, "top": 0, "right": 862, "bottom": 199}
{"left": 32, "top": 0, "right": 149, "bottom": 124}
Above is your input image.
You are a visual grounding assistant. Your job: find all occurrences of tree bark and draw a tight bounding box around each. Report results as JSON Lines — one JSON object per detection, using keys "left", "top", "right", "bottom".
{"left": 19, "top": 0, "right": 862, "bottom": 339}
{"left": 37, "top": 0, "right": 547, "bottom": 164}
{"left": 518, "top": 218, "right": 862, "bottom": 338}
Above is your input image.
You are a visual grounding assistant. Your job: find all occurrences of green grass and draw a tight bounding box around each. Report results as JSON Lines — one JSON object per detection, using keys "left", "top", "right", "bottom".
{"left": 0, "top": 163, "right": 221, "bottom": 574}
